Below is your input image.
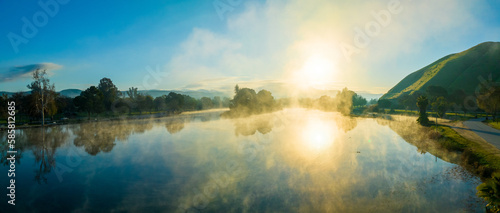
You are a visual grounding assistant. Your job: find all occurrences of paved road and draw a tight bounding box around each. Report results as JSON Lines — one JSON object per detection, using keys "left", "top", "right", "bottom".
{"left": 463, "top": 117, "right": 500, "bottom": 149}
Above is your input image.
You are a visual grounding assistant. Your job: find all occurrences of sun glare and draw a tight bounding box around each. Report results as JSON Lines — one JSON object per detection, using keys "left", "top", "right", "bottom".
{"left": 302, "top": 118, "right": 337, "bottom": 151}
{"left": 297, "top": 54, "right": 336, "bottom": 89}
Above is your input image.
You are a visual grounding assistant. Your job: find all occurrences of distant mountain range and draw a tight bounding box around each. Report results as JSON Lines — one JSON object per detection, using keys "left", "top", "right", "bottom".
{"left": 0, "top": 89, "right": 232, "bottom": 99}
{"left": 119, "top": 89, "right": 231, "bottom": 99}
{"left": 0, "top": 89, "right": 86, "bottom": 98}
{"left": 1, "top": 88, "right": 383, "bottom": 101}
{"left": 382, "top": 41, "right": 500, "bottom": 99}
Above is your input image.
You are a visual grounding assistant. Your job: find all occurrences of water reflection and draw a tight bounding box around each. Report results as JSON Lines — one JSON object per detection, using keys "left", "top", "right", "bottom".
{"left": 233, "top": 116, "right": 273, "bottom": 136}
{"left": 165, "top": 118, "right": 185, "bottom": 134}
{"left": 301, "top": 117, "right": 337, "bottom": 151}
{"left": 31, "top": 127, "right": 70, "bottom": 183}
{"left": 73, "top": 123, "right": 119, "bottom": 155}
{"left": 0, "top": 109, "right": 486, "bottom": 212}
{"left": 1, "top": 132, "right": 21, "bottom": 166}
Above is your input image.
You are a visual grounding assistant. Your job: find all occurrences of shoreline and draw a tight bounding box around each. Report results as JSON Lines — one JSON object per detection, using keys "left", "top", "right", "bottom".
{"left": 381, "top": 113, "right": 500, "bottom": 180}
{"left": 0, "top": 108, "right": 229, "bottom": 131}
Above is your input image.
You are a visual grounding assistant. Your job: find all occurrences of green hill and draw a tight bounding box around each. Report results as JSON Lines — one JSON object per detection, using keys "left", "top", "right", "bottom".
{"left": 382, "top": 41, "right": 500, "bottom": 100}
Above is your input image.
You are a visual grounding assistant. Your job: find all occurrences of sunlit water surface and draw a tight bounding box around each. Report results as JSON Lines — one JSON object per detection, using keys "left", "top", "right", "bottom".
{"left": 1, "top": 109, "right": 485, "bottom": 212}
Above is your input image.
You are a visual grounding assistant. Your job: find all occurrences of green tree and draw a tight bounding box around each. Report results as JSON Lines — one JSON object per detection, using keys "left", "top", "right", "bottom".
{"left": 450, "top": 89, "right": 466, "bottom": 116}
{"left": 477, "top": 175, "right": 500, "bottom": 213}
{"left": 74, "top": 86, "right": 105, "bottom": 119}
{"left": 229, "top": 87, "right": 257, "bottom": 115}
{"left": 398, "top": 93, "right": 411, "bottom": 111}
{"left": 165, "top": 92, "right": 184, "bottom": 112}
{"left": 126, "top": 87, "right": 140, "bottom": 113}
{"left": 183, "top": 95, "right": 198, "bottom": 111}
{"left": 0, "top": 94, "right": 7, "bottom": 119}
{"left": 234, "top": 84, "right": 240, "bottom": 94}
{"left": 142, "top": 95, "right": 154, "bottom": 114}
{"left": 135, "top": 94, "right": 145, "bottom": 114}
{"left": 410, "top": 92, "right": 423, "bottom": 111}
{"left": 97, "top": 78, "right": 120, "bottom": 110}
{"left": 477, "top": 86, "right": 500, "bottom": 120}
{"left": 367, "top": 99, "right": 378, "bottom": 106}
{"left": 417, "top": 96, "right": 430, "bottom": 126}
{"left": 378, "top": 99, "right": 392, "bottom": 109}
{"left": 336, "top": 88, "right": 355, "bottom": 115}
{"left": 352, "top": 93, "right": 367, "bottom": 107}
{"left": 45, "top": 91, "right": 59, "bottom": 121}
{"left": 55, "top": 96, "right": 75, "bottom": 117}
{"left": 11, "top": 92, "right": 31, "bottom": 122}
{"left": 212, "top": 96, "right": 222, "bottom": 108}
{"left": 317, "top": 95, "right": 334, "bottom": 111}
{"left": 431, "top": 96, "right": 449, "bottom": 125}
{"left": 27, "top": 69, "right": 56, "bottom": 126}
{"left": 256, "top": 90, "right": 277, "bottom": 112}
{"left": 154, "top": 95, "right": 167, "bottom": 112}
{"left": 225, "top": 86, "right": 279, "bottom": 117}
{"left": 126, "top": 87, "right": 139, "bottom": 100}
{"left": 199, "top": 97, "right": 214, "bottom": 110}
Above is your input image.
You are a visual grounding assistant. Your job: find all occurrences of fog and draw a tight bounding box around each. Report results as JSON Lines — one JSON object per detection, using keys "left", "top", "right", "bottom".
{"left": 0, "top": 109, "right": 485, "bottom": 212}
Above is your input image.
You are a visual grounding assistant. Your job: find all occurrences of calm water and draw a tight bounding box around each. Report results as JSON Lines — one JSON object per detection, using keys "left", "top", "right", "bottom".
{"left": 1, "top": 109, "right": 485, "bottom": 212}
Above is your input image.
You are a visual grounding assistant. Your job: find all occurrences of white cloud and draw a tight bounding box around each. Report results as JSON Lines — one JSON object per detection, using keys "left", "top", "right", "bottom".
{"left": 0, "top": 62, "right": 62, "bottom": 82}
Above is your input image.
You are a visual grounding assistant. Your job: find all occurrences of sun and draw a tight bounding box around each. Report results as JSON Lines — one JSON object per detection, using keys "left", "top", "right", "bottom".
{"left": 298, "top": 54, "right": 336, "bottom": 89}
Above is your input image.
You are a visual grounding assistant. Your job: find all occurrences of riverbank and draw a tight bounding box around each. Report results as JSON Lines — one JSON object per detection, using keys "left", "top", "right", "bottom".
{"left": 381, "top": 113, "right": 500, "bottom": 179}
{"left": 435, "top": 125, "right": 500, "bottom": 178}
{"left": 484, "top": 118, "right": 500, "bottom": 130}
{"left": 0, "top": 108, "right": 229, "bottom": 131}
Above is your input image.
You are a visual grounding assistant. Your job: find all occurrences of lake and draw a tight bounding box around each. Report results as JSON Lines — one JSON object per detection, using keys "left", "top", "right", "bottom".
{"left": 0, "top": 109, "right": 485, "bottom": 212}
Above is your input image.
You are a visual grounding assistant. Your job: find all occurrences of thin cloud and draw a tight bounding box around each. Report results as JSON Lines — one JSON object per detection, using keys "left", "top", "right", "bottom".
{"left": 163, "top": 0, "right": 484, "bottom": 93}
{"left": 0, "top": 63, "right": 62, "bottom": 82}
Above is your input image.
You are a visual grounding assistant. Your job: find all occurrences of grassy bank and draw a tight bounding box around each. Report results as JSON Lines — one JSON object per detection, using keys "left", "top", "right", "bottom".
{"left": 484, "top": 118, "right": 500, "bottom": 130}
{"left": 435, "top": 125, "right": 500, "bottom": 178}
{"left": 376, "top": 108, "right": 489, "bottom": 121}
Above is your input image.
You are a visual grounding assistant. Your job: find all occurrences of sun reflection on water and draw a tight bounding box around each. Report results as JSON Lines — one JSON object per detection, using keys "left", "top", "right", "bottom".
{"left": 298, "top": 116, "right": 339, "bottom": 155}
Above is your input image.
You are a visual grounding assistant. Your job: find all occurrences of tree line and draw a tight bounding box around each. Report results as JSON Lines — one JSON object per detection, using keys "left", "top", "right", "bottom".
{"left": 0, "top": 69, "right": 230, "bottom": 125}
{"left": 297, "top": 88, "right": 367, "bottom": 115}
{"left": 368, "top": 84, "right": 500, "bottom": 125}
{"left": 222, "top": 85, "right": 282, "bottom": 117}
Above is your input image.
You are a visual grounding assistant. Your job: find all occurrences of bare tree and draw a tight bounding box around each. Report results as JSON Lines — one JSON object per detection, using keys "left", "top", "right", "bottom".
{"left": 27, "top": 69, "right": 56, "bottom": 127}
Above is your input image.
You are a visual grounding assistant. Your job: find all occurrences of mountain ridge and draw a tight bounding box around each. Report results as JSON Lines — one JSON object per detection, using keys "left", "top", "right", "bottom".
{"left": 382, "top": 41, "right": 500, "bottom": 99}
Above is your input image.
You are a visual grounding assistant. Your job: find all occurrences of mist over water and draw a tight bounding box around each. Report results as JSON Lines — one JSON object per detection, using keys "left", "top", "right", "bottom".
{"left": 0, "top": 109, "right": 485, "bottom": 212}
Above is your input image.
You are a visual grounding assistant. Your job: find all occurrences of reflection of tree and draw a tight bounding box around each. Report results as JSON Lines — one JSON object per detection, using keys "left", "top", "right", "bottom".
{"left": 385, "top": 116, "right": 461, "bottom": 163}
{"left": 336, "top": 116, "right": 358, "bottom": 133}
{"left": 73, "top": 123, "right": 115, "bottom": 155}
{"left": 29, "top": 127, "right": 69, "bottom": 183}
{"left": 133, "top": 122, "right": 153, "bottom": 134}
{"left": 165, "top": 118, "right": 185, "bottom": 134}
{"left": 234, "top": 117, "right": 273, "bottom": 136}
{"left": 71, "top": 121, "right": 156, "bottom": 155}
{"left": 0, "top": 132, "right": 26, "bottom": 166}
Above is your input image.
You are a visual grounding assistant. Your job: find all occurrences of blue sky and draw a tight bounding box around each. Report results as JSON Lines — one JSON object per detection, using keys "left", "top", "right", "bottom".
{"left": 1, "top": 0, "right": 499, "bottom": 95}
